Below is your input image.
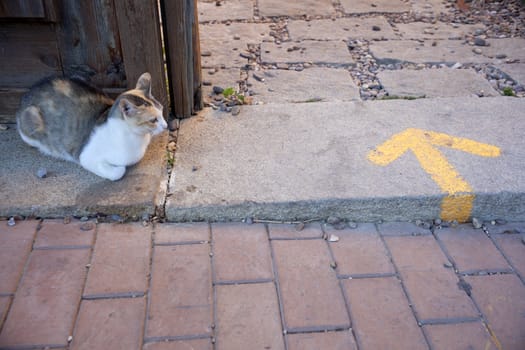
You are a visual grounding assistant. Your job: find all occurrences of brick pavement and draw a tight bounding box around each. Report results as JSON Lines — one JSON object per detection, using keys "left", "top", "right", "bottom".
{"left": 1, "top": 219, "right": 524, "bottom": 349}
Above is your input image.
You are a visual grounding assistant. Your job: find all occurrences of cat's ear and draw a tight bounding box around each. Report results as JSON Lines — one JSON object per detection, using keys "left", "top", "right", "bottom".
{"left": 136, "top": 72, "right": 152, "bottom": 95}
{"left": 119, "top": 98, "right": 138, "bottom": 118}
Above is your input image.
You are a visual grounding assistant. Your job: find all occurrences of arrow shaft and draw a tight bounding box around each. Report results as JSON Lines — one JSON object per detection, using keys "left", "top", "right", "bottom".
{"left": 412, "top": 141, "right": 473, "bottom": 194}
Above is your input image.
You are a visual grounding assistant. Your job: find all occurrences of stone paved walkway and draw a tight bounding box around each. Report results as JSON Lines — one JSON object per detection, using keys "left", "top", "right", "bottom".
{"left": 1, "top": 219, "right": 524, "bottom": 349}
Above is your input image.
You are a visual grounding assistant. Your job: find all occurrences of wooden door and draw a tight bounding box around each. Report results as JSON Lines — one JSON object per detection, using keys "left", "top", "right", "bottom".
{"left": 0, "top": 0, "right": 168, "bottom": 123}
{"left": 0, "top": 0, "right": 202, "bottom": 123}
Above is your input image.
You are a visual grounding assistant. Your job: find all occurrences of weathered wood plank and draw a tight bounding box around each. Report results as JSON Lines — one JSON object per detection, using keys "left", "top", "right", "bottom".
{"left": 0, "top": 23, "right": 61, "bottom": 88}
{"left": 161, "top": 0, "right": 202, "bottom": 118}
{"left": 192, "top": 0, "right": 203, "bottom": 111}
{"left": 55, "top": 1, "right": 125, "bottom": 88}
{"left": 114, "top": 0, "right": 168, "bottom": 116}
{"left": 0, "top": 0, "right": 45, "bottom": 18}
{"left": 0, "top": 88, "right": 26, "bottom": 123}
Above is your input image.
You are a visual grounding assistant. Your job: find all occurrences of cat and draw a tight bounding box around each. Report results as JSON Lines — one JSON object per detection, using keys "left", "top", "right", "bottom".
{"left": 16, "top": 72, "right": 167, "bottom": 181}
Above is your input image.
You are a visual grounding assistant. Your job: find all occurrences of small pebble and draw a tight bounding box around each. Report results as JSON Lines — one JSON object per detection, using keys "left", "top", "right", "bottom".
{"left": 472, "top": 217, "right": 483, "bottom": 229}
{"left": 231, "top": 105, "right": 241, "bottom": 116}
{"left": 7, "top": 217, "right": 16, "bottom": 226}
{"left": 252, "top": 73, "right": 265, "bottom": 82}
{"left": 330, "top": 261, "right": 337, "bottom": 269}
{"left": 328, "top": 234, "right": 340, "bottom": 242}
{"left": 372, "top": 25, "right": 381, "bottom": 31}
{"left": 63, "top": 216, "right": 71, "bottom": 224}
{"left": 326, "top": 216, "right": 341, "bottom": 225}
{"left": 110, "top": 214, "right": 123, "bottom": 222}
{"left": 474, "top": 38, "right": 487, "bottom": 46}
{"left": 473, "top": 48, "right": 483, "bottom": 55}
{"left": 80, "top": 216, "right": 89, "bottom": 222}
{"left": 443, "top": 262, "right": 453, "bottom": 268}
{"left": 80, "top": 222, "right": 94, "bottom": 231}
{"left": 36, "top": 167, "right": 47, "bottom": 179}
{"left": 244, "top": 217, "right": 254, "bottom": 225}
{"left": 347, "top": 221, "right": 358, "bottom": 229}
{"left": 0, "top": 124, "right": 8, "bottom": 131}
{"left": 212, "top": 86, "right": 224, "bottom": 94}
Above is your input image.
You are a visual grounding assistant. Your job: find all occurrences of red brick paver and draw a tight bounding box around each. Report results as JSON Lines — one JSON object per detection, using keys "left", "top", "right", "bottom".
{"left": 144, "top": 339, "right": 213, "bottom": 350}
{"left": 84, "top": 223, "right": 151, "bottom": 297}
{"left": 1, "top": 219, "right": 524, "bottom": 349}
{"left": 465, "top": 274, "right": 525, "bottom": 350}
{"left": 494, "top": 233, "right": 525, "bottom": 280}
{"left": 0, "top": 220, "right": 38, "bottom": 294}
{"left": 268, "top": 222, "right": 323, "bottom": 239}
{"left": 147, "top": 243, "right": 212, "bottom": 339}
{"left": 436, "top": 225, "right": 510, "bottom": 273}
{"left": 71, "top": 298, "right": 146, "bottom": 350}
{"left": 286, "top": 331, "right": 357, "bottom": 350}
{"left": 328, "top": 223, "right": 395, "bottom": 277}
{"left": 385, "top": 235, "right": 478, "bottom": 321}
{"left": 343, "top": 277, "right": 427, "bottom": 349}
{"left": 424, "top": 322, "right": 498, "bottom": 350}
{"left": 34, "top": 219, "right": 95, "bottom": 249}
{"left": 155, "top": 222, "right": 210, "bottom": 244}
{"left": 272, "top": 239, "right": 350, "bottom": 331}
{"left": 0, "top": 297, "right": 10, "bottom": 329}
{"left": 0, "top": 248, "right": 89, "bottom": 348}
{"left": 215, "top": 283, "right": 284, "bottom": 350}
{"left": 212, "top": 223, "right": 273, "bottom": 282}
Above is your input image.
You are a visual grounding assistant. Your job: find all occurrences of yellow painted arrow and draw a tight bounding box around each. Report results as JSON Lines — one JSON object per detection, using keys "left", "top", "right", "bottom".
{"left": 368, "top": 128, "right": 501, "bottom": 222}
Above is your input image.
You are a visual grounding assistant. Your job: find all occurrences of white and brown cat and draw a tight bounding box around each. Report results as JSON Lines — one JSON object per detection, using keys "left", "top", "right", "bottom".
{"left": 17, "top": 73, "right": 167, "bottom": 180}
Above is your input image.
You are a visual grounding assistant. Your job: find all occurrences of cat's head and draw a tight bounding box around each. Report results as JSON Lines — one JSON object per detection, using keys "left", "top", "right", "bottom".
{"left": 117, "top": 73, "right": 167, "bottom": 135}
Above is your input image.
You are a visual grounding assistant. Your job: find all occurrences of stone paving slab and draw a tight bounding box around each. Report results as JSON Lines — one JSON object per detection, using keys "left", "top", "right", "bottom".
{"left": 370, "top": 38, "right": 525, "bottom": 65}
{"left": 377, "top": 67, "right": 499, "bottom": 98}
{"left": 248, "top": 67, "right": 360, "bottom": 103}
{"left": 261, "top": 40, "right": 353, "bottom": 65}
{"left": 394, "top": 21, "right": 485, "bottom": 40}
{"left": 409, "top": 0, "right": 450, "bottom": 16}
{"left": 200, "top": 22, "right": 272, "bottom": 68}
{"left": 198, "top": 0, "right": 253, "bottom": 22}
{"left": 258, "top": 0, "right": 335, "bottom": 17}
{"left": 287, "top": 17, "right": 397, "bottom": 41}
{"left": 340, "top": 0, "right": 411, "bottom": 14}
{"left": 1, "top": 220, "right": 523, "bottom": 349}
{"left": 167, "top": 97, "right": 525, "bottom": 222}
{"left": 0, "top": 127, "right": 168, "bottom": 219}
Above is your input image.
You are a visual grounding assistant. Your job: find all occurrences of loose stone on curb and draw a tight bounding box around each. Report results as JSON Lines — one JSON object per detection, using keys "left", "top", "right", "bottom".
{"left": 328, "top": 234, "right": 340, "bottom": 242}
{"left": 472, "top": 218, "right": 483, "bottom": 229}
{"left": 7, "top": 217, "right": 16, "bottom": 226}
{"left": 36, "top": 167, "right": 47, "bottom": 179}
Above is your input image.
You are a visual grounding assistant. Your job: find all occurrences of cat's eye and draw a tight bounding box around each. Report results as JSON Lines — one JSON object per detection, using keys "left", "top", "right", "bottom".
{"left": 149, "top": 117, "right": 158, "bottom": 123}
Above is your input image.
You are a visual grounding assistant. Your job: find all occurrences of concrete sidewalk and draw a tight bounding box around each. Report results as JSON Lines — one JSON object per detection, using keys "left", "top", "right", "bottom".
{"left": 1, "top": 0, "right": 524, "bottom": 222}
{"left": 166, "top": 0, "right": 525, "bottom": 223}
{"left": 0, "top": 219, "right": 524, "bottom": 349}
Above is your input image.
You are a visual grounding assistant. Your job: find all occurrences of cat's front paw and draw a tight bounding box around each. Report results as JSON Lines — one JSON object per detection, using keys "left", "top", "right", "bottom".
{"left": 80, "top": 157, "right": 126, "bottom": 181}
{"left": 102, "top": 165, "right": 126, "bottom": 181}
